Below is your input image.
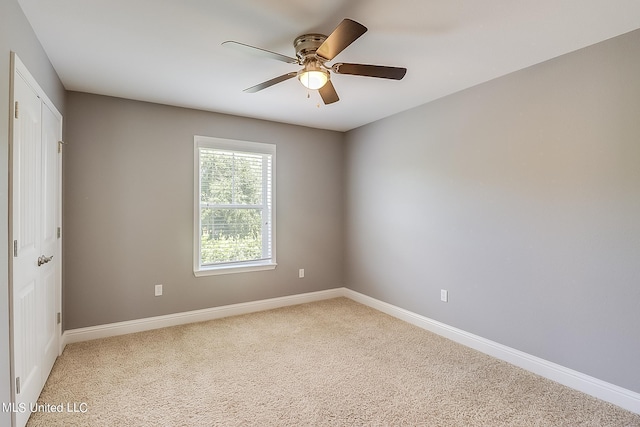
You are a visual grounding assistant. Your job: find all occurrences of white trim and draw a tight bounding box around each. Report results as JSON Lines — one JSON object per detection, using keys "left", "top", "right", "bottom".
{"left": 342, "top": 288, "right": 640, "bottom": 415}
{"left": 11, "top": 55, "right": 64, "bottom": 355}
{"left": 10, "top": 54, "right": 64, "bottom": 427}
{"left": 194, "top": 135, "right": 276, "bottom": 155}
{"left": 61, "top": 288, "right": 343, "bottom": 348}
{"left": 193, "top": 262, "right": 277, "bottom": 277}
{"left": 13, "top": 54, "right": 62, "bottom": 119}
{"left": 193, "top": 135, "right": 276, "bottom": 276}
{"left": 60, "top": 287, "right": 640, "bottom": 415}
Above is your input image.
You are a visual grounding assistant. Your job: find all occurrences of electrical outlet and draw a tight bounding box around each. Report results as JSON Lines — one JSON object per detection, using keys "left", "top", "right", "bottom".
{"left": 440, "top": 289, "right": 448, "bottom": 302}
{"left": 299, "top": 268, "right": 305, "bottom": 278}
{"left": 155, "top": 284, "right": 163, "bottom": 297}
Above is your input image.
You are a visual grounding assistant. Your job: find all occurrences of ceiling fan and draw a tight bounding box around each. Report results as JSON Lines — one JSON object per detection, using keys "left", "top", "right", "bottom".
{"left": 222, "top": 19, "right": 407, "bottom": 105}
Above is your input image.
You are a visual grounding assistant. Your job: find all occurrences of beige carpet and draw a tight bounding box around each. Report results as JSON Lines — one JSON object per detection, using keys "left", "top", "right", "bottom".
{"left": 27, "top": 298, "right": 640, "bottom": 426}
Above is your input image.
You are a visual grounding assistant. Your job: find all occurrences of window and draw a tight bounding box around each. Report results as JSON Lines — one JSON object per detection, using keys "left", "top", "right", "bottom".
{"left": 194, "top": 136, "right": 276, "bottom": 276}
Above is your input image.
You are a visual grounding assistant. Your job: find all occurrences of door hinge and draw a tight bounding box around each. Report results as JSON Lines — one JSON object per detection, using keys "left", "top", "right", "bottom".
{"left": 57, "top": 227, "right": 61, "bottom": 239}
{"left": 57, "top": 312, "right": 61, "bottom": 325}
{"left": 13, "top": 240, "right": 17, "bottom": 257}
{"left": 16, "top": 377, "right": 20, "bottom": 395}
{"left": 14, "top": 101, "right": 19, "bottom": 119}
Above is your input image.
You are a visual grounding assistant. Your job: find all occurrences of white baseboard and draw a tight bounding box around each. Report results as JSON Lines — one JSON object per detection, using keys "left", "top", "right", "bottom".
{"left": 343, "top": 288, "right": 640, "bottom": 415}
{"left": 61, "top": 288, "right": 344, "bottom": 348}
{"left": 60, "top": 287, "right": 640, "bottom": 415}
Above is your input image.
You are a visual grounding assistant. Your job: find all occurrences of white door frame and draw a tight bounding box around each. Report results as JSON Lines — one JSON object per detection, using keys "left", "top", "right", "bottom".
{"left": 8, "top": 52, "right": 63, "bottom": 427}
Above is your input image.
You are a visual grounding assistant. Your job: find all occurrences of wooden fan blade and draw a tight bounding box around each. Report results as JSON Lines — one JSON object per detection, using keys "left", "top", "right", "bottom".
{"left": 316, "top": 19, "right": 367, "bottom": 61}
{"left": 243, "top": 72, "right": 298, "bottom": 93}
{"left": 332, "top": 63, "right": 407, "bottom": 80}
{"left": 318, "top": 80, "right": 339, "bottom": 104}
{"left": 222, "top": 41, "right": 299, "bottom": 64}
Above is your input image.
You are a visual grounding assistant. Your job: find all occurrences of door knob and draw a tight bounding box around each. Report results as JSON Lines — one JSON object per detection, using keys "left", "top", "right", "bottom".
{"left": 37, "top": 255, "right": 53, "bottom": 266}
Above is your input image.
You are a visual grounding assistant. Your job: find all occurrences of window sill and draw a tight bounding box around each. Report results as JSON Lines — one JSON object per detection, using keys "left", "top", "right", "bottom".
{"left": 194, "top": 262, "right": 277, "bottom": 277}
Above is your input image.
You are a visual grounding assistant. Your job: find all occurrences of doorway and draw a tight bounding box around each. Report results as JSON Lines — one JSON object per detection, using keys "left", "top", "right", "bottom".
{"left": 9, "top": 52, "right": 63, "bottom": 427}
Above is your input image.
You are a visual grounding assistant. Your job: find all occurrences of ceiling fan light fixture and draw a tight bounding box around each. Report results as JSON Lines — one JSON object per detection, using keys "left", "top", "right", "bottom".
{"left": 224, "top": 19, "right": 406, "bottom": 105}
{"left": 297, "top": 63, "right": 329, "bottom": 90}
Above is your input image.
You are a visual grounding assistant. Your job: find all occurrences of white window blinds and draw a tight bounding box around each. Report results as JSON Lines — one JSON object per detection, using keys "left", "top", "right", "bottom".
{"left": 194, "top": 136, "right": 276, "bottom": 275}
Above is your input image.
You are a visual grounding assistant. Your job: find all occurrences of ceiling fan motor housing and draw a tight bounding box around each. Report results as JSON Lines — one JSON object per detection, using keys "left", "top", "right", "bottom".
{"left": 294, "top": 34, "right": 328, "bottom": 63}
{"left": 225, "top": 18, "right": 405, "bottom": 104}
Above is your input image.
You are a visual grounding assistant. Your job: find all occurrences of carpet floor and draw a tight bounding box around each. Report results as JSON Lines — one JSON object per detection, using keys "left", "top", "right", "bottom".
{"left": 27, "top": 298, "right": 640, "bottom": 426}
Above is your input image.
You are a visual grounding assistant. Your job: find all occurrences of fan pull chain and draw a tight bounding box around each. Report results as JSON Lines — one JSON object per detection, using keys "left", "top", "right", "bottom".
{"left": 305, "top": 89, "right": 320, "bottom": 108}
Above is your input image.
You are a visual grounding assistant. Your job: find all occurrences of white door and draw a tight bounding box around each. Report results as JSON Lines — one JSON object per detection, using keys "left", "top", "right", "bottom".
{"left": 11, "top": 54, "right": 62, "bottom": 427}
{"left": 40, "top": 102, "right": 61, "bottom": 379}
{"left": 12, "top": 63, "right": 43, "bottom": 427}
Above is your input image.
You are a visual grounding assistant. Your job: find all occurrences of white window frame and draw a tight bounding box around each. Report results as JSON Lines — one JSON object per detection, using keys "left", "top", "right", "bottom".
{"left": 193, "top": 136, "right": 276, "bottom": 276}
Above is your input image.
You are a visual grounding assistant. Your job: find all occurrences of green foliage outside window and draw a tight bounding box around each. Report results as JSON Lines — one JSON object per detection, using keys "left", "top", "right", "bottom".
{"left": 199, "top": 149, "right": 267, "bottom": 265}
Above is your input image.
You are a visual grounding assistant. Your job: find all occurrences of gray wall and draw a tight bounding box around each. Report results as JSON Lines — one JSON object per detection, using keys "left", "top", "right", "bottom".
{"left": 1, "top": 0, "right": 66, "bottom": 423}
{"left": 345, "top": 29, "right": 640, "bottom": 393}
{"left": 6, "top": 0, "right": 640, "bottom": 406}
{"left": 63, "top": 92, "right": 344, "bottom": 329}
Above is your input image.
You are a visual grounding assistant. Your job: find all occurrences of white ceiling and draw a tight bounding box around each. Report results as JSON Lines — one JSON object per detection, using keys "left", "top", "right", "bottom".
{"left": 17, "top": 0, "right": 640, "bottom": 132}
